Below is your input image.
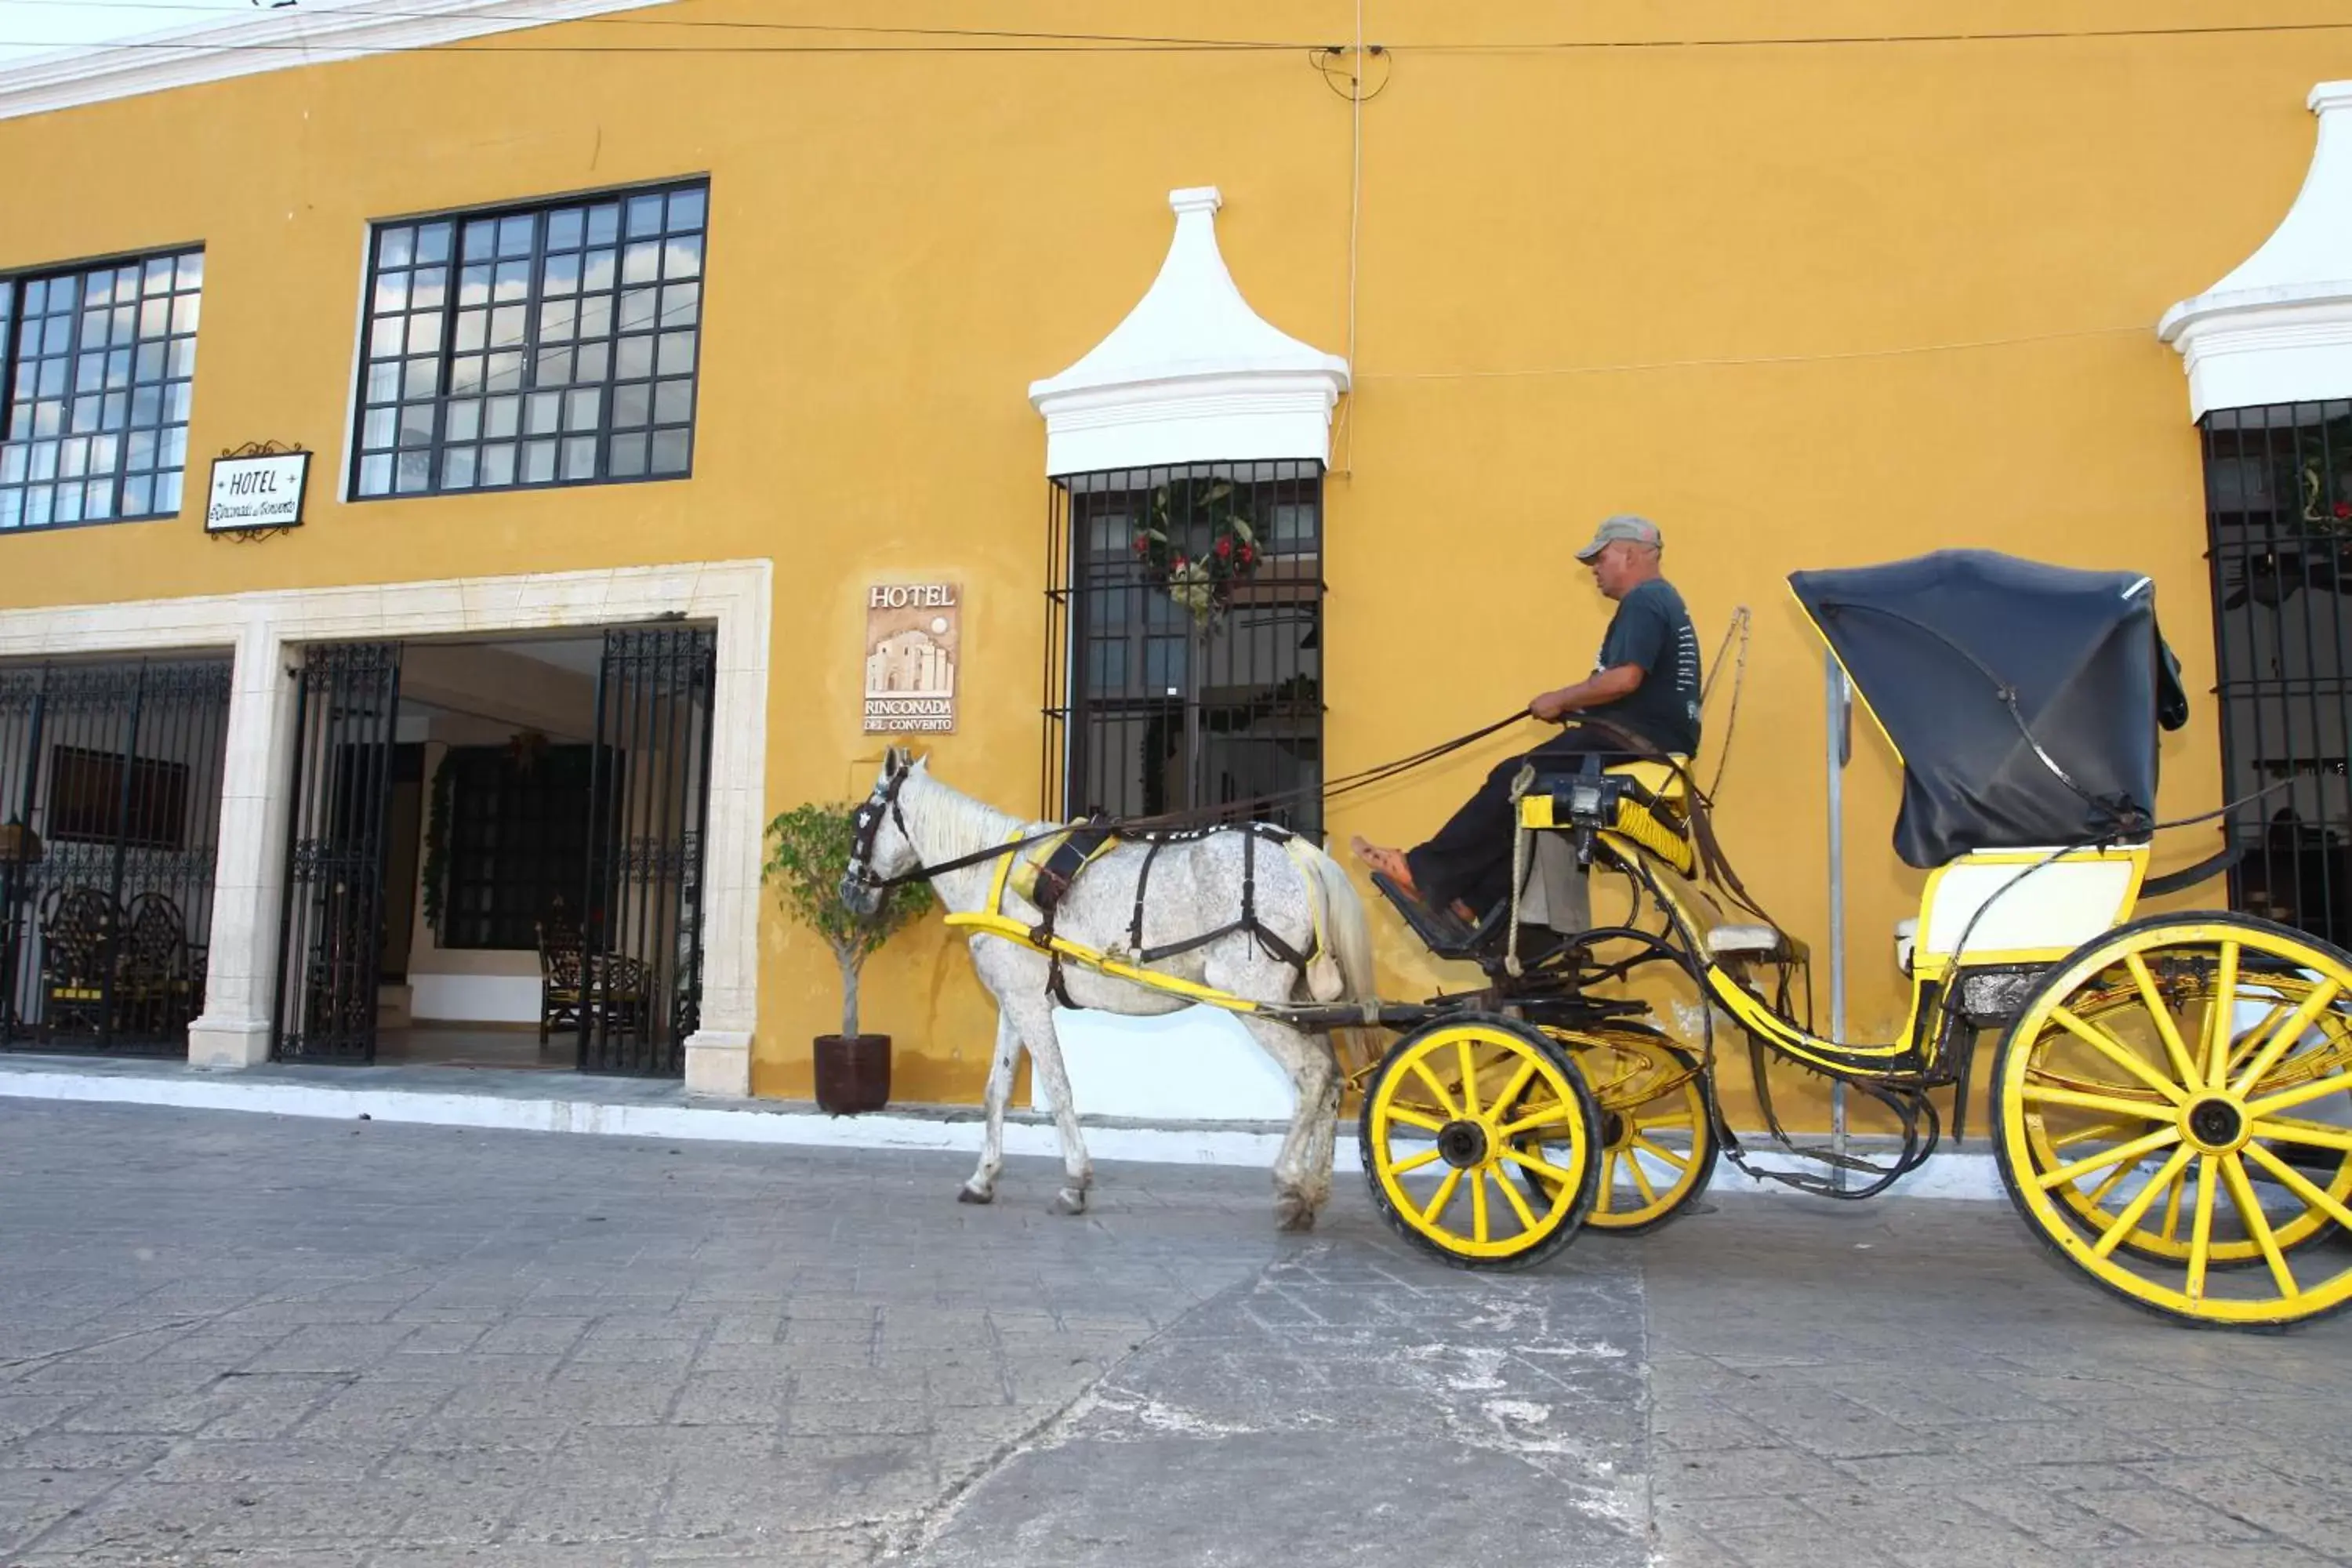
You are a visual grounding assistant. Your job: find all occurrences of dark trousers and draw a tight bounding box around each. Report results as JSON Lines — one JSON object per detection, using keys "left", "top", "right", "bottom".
{"left": 1405, "top": 729, "right": 1636, "bottom": 914}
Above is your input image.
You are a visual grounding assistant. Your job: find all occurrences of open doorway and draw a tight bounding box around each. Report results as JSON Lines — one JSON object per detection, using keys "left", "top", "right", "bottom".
{"left": 270, "top": 626, "right": 717, "bottom": 1075}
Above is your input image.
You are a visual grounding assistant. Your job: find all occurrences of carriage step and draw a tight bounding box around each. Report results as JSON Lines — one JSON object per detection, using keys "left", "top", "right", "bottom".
{"left": 1370, "top": 873, "right": 1508, "bottom": 961}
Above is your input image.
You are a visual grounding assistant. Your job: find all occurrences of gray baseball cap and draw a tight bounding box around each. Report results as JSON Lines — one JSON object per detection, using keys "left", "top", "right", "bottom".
{"left": 1576, "top": 514, "right": 1663, "bottom": 561}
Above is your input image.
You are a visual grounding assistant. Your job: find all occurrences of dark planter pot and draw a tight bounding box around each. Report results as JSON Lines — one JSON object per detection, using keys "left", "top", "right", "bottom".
{"left": 815, "top": 1034, "right": 891, "bottom": 1116}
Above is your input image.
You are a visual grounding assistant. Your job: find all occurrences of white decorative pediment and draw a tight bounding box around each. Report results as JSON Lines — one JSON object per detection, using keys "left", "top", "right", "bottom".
{"left": 1028, "top": 187, "right": 1351, "bottom": 477}
{"left": 2161, "top": 82, "right": 2352, "bottom": 416}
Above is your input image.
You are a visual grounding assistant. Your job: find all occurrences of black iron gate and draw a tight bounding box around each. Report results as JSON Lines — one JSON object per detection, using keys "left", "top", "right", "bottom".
{"left": 272, "top": 642, "right": 403, "bottom": 1064}
{"left": 1042, "top": 461, "right": 1326, "bottom": 836}
{"left": 578, "top": 625, "right": 716, "bottom": 1076}
{"left": 0, "top": 657, "right": 232, "bottom": 1057}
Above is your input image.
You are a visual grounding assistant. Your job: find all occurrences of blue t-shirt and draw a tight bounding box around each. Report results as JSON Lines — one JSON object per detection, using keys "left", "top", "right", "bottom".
{"left": 1585, "top": 579, "right": 1702, "bottom": 755}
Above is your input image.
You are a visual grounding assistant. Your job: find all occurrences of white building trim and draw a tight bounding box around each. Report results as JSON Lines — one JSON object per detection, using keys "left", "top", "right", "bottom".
{"left": 0, "top": 0, "right": 669, "bottom": 122}
{"left": 2160, "top": 81, "right": 2352, "bottom": 416}
{"left": 0, "top": 558, "right": 771, "bottom": 1096}
{"left": 1028, "top": 187, "right": 1351, "bottom": 477}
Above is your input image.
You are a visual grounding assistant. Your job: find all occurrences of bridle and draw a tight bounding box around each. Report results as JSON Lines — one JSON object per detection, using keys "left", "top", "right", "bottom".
{"left": 841, "top": 764, "right": 916, "bottom": 900}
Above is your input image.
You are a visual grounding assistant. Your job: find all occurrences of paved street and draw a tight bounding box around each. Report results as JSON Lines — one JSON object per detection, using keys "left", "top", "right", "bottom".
{"left": 0, "top": 1100, "right": 2347, "bottom": 1567}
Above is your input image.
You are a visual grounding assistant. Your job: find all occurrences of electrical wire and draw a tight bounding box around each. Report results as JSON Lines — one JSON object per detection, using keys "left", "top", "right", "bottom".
{"left": 12, "top": 6, "right": 2352, "bottom": 56}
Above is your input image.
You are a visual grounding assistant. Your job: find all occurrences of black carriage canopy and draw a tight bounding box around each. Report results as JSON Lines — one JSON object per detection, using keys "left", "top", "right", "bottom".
{"left": 1788, "top": 550, "right": 2189, "bottom": 869}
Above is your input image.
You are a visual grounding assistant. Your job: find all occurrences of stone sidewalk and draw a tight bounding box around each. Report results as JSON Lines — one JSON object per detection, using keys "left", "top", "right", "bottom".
{"left": 0, "top": 1099, "right": 2346, "bottom": 1566}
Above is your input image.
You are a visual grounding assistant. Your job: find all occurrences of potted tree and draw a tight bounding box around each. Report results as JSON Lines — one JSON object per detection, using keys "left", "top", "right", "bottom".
{"left": 763, "top": 801, "right": 933, "bottom": 1114}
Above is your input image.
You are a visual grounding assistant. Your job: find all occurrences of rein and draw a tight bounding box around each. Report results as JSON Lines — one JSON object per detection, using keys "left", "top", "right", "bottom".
{"left": 845, "top": 710, "right": 1537, "bottom": 895}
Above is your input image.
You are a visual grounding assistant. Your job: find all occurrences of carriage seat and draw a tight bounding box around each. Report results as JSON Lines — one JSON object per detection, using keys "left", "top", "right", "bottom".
{"left": 1705, "top": 923, "right": 1809, "bottom": 965}
{"left": 1602, "top": 757, "right": 1690, "bottom": 806}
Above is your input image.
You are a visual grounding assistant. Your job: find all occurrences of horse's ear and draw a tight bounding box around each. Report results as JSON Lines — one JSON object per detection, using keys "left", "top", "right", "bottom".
{"left": 882, "top": 745, "right": 909, "bottom": 777}
{"left": 910, "top": 752, "right": 931, "bottom": 773}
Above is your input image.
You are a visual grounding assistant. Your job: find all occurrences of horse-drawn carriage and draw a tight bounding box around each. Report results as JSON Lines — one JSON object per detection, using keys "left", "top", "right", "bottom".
{"left": 847, "top": 550, "right": 2352, "bottom": 1330}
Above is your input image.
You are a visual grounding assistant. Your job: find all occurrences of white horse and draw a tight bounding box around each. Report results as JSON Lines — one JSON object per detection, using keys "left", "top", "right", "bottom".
{"left": 840, "top": 748, "right": 1378, "bottom": 1231}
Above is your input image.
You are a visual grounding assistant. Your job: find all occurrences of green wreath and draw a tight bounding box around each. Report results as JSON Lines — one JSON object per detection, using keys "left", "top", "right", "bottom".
{"left": 1132, "top": 477, "right": 1261, "bottom": 624}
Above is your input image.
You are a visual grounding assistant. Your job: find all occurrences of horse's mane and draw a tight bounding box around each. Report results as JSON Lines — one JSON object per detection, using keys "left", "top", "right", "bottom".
{"left": 900, "top": 767, "right": 1037, "bottom": 862}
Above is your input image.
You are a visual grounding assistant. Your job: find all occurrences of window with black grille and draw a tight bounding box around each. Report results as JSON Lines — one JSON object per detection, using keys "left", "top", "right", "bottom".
{"left": 1043, "top": 462, "right": 1324, "bottom": 837}
{"left": 2203, "top": 401, "right": 2352, "bottom": 949}
{"left": 437, "top": 743, "right": 604, "bottom": 950}
{"left": 352, "top": 181, "right": 706, "bottom": 499}
{"left": 0, "top": 248, "right": 203, "bottom": 534}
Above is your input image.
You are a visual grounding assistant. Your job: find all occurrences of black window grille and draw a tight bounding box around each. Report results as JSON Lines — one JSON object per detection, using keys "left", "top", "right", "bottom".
{"left": 352, "top": 180, "right": 706, "bottom": 499}
{"left": 2202, "top": 401, "right": 2352, "bottom": 947}
{"left": 0, "top": 247, "right": 203, "bottom": 534}
{"left": 1043, "top": 461, "right": 1325, "bottom": 838}
{"left": 435, "top": 742, "right": 606, "bottom": 950}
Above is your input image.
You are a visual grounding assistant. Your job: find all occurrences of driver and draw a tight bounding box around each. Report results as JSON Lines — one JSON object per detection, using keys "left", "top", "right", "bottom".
{"left": 1352, "top": 514, "right": 1702, "bottom": 920}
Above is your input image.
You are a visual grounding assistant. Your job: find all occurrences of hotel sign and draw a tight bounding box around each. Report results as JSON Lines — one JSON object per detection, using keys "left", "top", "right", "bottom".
{"left": 205, "top": 449, "right": 311, "bottom": 534}
{"left": 863, "top": 582, "right": 961, "bottom": 734}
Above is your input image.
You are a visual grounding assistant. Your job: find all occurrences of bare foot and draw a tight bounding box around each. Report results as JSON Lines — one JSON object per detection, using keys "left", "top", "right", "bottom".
{"left": 1350, "top": 836, "right": 1419, "bottom": 898}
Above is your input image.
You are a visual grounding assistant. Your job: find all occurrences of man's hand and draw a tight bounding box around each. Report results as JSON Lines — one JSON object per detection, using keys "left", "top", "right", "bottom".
{"left": 1529, "top": 690, "right": 1573, "bottom": 722}
{"left": 1530, "top": 665, "right": 1645, "bottom": 724}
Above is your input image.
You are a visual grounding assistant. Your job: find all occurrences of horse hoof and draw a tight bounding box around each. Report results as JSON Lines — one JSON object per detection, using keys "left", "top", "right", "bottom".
{"left": 1275, "top": 1197, "right": 1317, "bottom": 1233}
{"left": 1050, "top": 1188, "right": 1089, "bottom": 1216}
{"left": 957, "top": 1184, "right": 993, "bottom": 1206}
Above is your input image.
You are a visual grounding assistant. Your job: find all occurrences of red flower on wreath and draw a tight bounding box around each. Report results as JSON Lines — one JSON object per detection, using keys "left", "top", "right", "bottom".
{"left": 1132, "top": 477, "right": 1264, "bottom": 626}
{"left": 2334, "top": 502, "right": 2350, "bottom": 521}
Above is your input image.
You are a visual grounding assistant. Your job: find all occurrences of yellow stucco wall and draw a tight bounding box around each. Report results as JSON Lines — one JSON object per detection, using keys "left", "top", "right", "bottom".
{"left": 0, "top": 1, "right": 2333, "bottom": 1121}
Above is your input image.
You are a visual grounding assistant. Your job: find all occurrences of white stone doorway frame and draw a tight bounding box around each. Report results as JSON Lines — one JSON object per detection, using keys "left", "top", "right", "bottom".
{"left": 0, "top": 559, "right": 771, "bottom": 1095}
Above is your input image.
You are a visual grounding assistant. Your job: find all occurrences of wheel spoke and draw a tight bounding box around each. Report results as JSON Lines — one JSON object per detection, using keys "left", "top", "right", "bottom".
{"left": 2159, "top": 1160, "right": 2188, "bottom": 1243}
{"left": 1408, "top": 1059, "right": 1460, "bottom": 1120}
{"left": 2187, "top": 1153, "right": 2219, "bottom": 1302}
{"left": 1491, "top": 1054, "right": 1541, "bottom": 1123}
{"left": 1636, "top": 1111, "right": 1694, "bottom": 1130}
{"left": 2050, "top": 1117, "right": 2144, "bottom": 1151}
{"left": 1494, "top": 1165, "right": 1541, "bottom": 1231}
{"left": 1383, "top": 1105, "right": 1446, "bottom": 1135}
{"left": 1418, "top": 1166, "right": 1465, "bottom": 1229}
{"left": 2090, "top": 1143, "right": 2196, "bottom": 1258}
{"left": 2249, "top": 1117, "right": 2352, "bottom": 1153}
{"left": 1496, "top": 1101, "right": 1573, "bottom": 1138}
{"left": 1457, "top": 1038, "right": 1483, "bottom": 1120}
{"left": 1470, "top": 1160, "right": 1491, "bottom": 1242}
{"left": 2125, "top": 951, "right": 2203, "bottom": 1091}
{"left": 1632, "top": 1134, "right": 1690, "bottom": 1171}
{"left": 2036, "top": 1124, "right": 2183, "bottom": 1192}
{"left": 2202, "top": 941, "right": 2241, "bottom": 1087}
{"left": 2020, "top": 1081, "right": 2174, "bottom": 1121}
{"left": 1628, "top": 1151, "right": 1660, "bottom": 1206}
{"left": 2246, "top": 1069, "right": 2352, "bottom": 1122}
{"left": 2084, "top": 1154, "right": 2143, "bottom": 1210}
{"left": 1595, "top": 1149, "right": 1618, "bottom": 1213}
{"left": 1388, "top": 1145, "right": 1445, "bottom": 1176}
{"left": 2219, "top": 1152, "right": 2301, "bottom": 1301}
{"left": 2230, "top": 979, "right": 2345, "bottom": 1098}
{"left": 1497, "top": 1146, "right": 1580, "bottom": 1189}
{"left": 2244, "top": 1141, "right": 2352, "bottom": 1232}
{"left": 2053, "top": 1005, "right": 2188, "bottom": 1104}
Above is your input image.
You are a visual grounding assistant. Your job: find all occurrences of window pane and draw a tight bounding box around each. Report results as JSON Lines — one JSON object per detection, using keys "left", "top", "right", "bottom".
{"left": 347, "top": 183, "right": 704, "bottom": 498}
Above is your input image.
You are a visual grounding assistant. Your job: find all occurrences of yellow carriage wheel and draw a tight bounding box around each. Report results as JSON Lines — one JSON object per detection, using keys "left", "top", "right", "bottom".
{"left": 1359, "top": 1018, "right": 1601, "bottom": 1270}
{"left": 1552, "top": 1026, "right": 1718, "bottom": 1235}
{"left": 1992, "top": 913, "right": 2352, "bottom": 1329}
{"left": 2033, "top": 981, "right": 2350, "bottom": 1269}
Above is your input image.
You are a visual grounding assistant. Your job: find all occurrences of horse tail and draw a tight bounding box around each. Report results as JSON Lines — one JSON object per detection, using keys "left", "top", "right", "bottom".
{"left": 1294, "top": 840, "right": 1381, "bottom": 1075}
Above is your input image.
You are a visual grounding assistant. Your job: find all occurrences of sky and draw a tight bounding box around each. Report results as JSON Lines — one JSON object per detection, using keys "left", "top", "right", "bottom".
{"left": 0, "top": 0, "right": 354, "bottom": 67}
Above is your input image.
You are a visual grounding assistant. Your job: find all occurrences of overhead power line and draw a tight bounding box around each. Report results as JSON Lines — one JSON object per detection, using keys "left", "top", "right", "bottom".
{"left": 6, "top": 3, "right": 2352, "bottom": 57}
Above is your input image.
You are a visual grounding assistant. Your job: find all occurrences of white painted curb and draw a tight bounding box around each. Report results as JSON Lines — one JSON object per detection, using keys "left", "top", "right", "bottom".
{"left": 0, "top": 1066, "right": 2011, "bottom": 1198}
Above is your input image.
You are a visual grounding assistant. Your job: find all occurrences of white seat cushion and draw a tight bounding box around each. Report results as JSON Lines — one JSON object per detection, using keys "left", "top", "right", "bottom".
{"left": 1707, "top": 924, "right": 1784, "bottom": 957}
